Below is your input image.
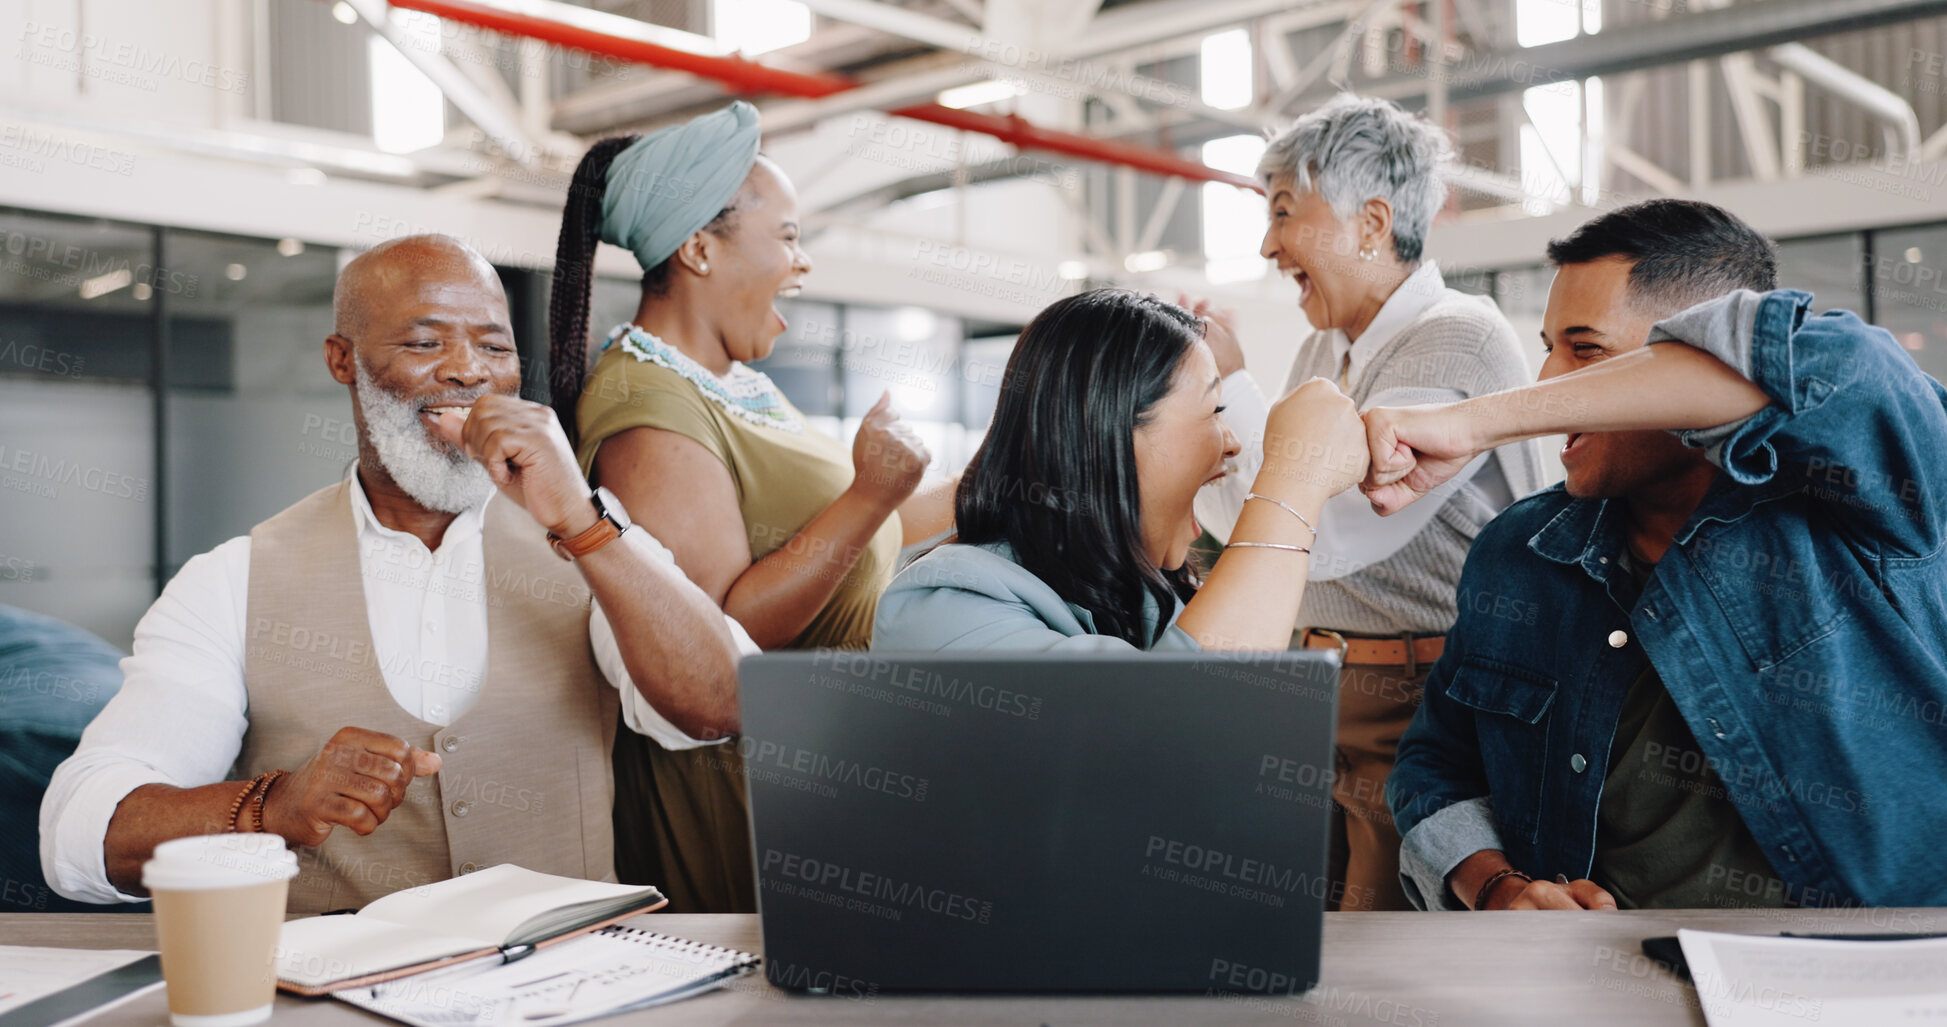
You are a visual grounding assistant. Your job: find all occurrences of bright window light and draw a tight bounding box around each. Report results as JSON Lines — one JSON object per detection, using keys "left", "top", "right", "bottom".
{"left": 938, "top": 79, "right": 1020, "bottom": 110}
{"left": 1201, "top": 135, "right": 1268, "bottom": 284}
{"left": 370, "top": 16, "right": 445, "bottom": 154}
{"left": 1125, "top": 250, "right": 1169, "bottom": 273}
{"left": 713, "top": 0, "right": 811, "bottom": 55}
{"left": 1200, "top": 29, "right": 1253, "bottom": 110}
{"left": 1515, "top": 0, "right": 1578, "bottom": 47}
{"left": 1519, "top": 81, "right": 1581, "bottom": 213}
{"left": 1581, "top": 76, "right": 1604, "bottom": 206}
{"left": 1581, "top": 0, "right": 1602, "bottom": 34}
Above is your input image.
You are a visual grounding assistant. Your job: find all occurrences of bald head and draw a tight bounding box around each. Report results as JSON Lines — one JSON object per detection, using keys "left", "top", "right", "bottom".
{"left": 334, "top": 234, "right": 504, "bottom": 341}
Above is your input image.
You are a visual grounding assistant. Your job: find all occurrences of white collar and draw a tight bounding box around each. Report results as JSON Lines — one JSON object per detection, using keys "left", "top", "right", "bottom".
{"left": 343, "top": 461, "right": 491, "bottom": 548}
{"left": 1328, "top": 260, "right": 1447, "bottom": 389}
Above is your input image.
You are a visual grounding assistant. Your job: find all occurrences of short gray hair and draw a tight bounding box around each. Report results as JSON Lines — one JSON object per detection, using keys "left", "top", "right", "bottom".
{"left": 1256, "top": 94, "right": 1452, "bottom": 263}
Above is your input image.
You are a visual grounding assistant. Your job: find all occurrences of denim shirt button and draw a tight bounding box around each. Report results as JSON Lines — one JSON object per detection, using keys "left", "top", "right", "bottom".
{"left": 1570, "top": 753, "right": 1588, "bottom": 773}
{"left": 1608, "top": 630, "right": 1628, "bottom": 648}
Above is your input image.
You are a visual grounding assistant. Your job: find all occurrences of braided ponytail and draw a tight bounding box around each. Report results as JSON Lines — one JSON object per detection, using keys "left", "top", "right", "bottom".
{"left": 548, "top": 134, "right": 640, "bottom": 449}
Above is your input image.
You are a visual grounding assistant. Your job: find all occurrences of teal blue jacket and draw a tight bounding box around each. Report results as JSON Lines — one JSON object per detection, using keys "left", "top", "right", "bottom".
{"left": 872, "top": 542, "right": 1201, "bottom": 652}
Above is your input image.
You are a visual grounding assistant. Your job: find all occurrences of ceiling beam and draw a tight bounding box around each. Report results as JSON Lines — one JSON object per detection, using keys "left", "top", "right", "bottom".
{"left": 1313, "top": 0, "right": 1947, "bottom": 107}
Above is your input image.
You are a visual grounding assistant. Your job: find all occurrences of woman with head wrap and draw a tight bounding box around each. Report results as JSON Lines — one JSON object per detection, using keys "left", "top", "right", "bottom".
{"left": 549, "top": 102, "right": 944, "bottom": 912}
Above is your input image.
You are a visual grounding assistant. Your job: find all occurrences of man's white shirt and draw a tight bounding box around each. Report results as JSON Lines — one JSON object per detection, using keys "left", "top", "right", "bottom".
{"left": 40, "top": 468, "right": 753, "bottom": 904}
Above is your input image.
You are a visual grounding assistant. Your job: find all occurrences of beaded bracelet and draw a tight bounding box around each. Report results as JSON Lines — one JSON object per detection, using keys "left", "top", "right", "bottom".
{"left": 225, "top": 770, "right": 286, "bottom": 833}
{"left": 247, "top": 770, "right": 288, "bottom": 834}
{"left": 222, "top": 777, "right": 259, "bottom": 833}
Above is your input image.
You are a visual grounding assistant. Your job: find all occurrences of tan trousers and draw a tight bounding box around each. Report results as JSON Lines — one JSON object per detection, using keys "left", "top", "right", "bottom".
{"left": 1327, "top": 660, "right": 1428, "bottom": 912}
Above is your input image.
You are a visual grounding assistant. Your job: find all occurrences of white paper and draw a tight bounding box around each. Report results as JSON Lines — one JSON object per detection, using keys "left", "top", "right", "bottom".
{"left": 0, "top": 947, "right": 152, "bottom": 1016}
{"left": 334, "top": 928, "right": 755, "bottom": 1027}
{"left": 1679, "top": 929, "right": 1947, "bottom": 1027}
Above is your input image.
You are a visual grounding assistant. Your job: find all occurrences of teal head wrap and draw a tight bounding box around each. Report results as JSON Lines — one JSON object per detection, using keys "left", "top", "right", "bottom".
{"left": 599, "top": 101, "right": 762, "bottom": 272}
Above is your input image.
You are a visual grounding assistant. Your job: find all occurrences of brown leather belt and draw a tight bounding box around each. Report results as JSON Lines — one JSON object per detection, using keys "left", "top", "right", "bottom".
{"left": 1300, "top": 628, "right": 1445, "bottom": 676}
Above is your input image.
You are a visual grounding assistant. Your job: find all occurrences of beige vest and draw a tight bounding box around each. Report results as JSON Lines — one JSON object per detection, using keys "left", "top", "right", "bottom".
{"left": 238, "top": 480, "right": 618, "bottom": 914}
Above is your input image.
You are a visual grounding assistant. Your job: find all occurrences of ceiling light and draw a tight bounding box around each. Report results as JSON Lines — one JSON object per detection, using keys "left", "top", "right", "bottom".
{"left": 80, "top": 269, "right": 132, "bottom": 300}
{"left": 277, "top": 238, "right": 306, "bottom": 257}
{"left": 226, "top": 263, "right": 248, "bottom": 281}
{"left": 332, "top": 2, "right": 359, "bottom": 24}
{"left": 938, "top": 80, "right": 1020, "bottom": 110}
{"left": 1124, "top": 250, "right": 1169, "bottom": 273}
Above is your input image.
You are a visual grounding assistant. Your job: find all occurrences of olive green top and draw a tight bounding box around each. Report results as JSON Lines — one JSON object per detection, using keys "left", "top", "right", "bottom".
{"left": 575, "top": 342, "right": 900, "bottom": 651}
{"left": 1590, "top": 557, "right": 1789, "bottom": 910}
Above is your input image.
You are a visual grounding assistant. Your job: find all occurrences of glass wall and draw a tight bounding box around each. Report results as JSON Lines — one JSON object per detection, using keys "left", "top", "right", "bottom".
{"left": 1870, "top": 224, "right": 1947, "bottom": 385}
{"left": 0, "top": 211, "right": 159, "bottom": 648}
{"left": 163, "top": 230, "right": 348, "bottom": 581}
{"left": 1775, "top": 233, "right": 1866, "bottom": 315}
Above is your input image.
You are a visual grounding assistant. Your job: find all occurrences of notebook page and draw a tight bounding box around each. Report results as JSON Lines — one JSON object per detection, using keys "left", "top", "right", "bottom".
{"left": 354, "top": 865, "right": 655, "bottom": 945}
{"left": 277, "top": 917, "right": 494, "bottom": 989}
{"left": 337, "top": 927, "right": 757, "bottom": 1027}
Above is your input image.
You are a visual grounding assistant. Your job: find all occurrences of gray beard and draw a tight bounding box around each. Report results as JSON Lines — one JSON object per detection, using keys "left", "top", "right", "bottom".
{"left": 353, "top": 359, "right": 496, "bottom": 514}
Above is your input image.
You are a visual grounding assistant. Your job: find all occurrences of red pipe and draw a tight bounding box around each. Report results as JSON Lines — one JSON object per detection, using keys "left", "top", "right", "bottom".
{"left": 386, "top": 0, "right": 1259, "bottom": 190}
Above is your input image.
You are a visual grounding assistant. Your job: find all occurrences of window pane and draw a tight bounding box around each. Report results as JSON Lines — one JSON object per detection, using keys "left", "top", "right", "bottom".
{"left": 162, "top": 230, "right": 346, "bottom": 582}
{"left": 1775, "top": 234, "right": 1865, "bottom": 315}
{"left": 0, "top": 211, "right": 158, "bottom": 648}
{"left": 1870, "top": 225, "right": 1947, "bottom": 384}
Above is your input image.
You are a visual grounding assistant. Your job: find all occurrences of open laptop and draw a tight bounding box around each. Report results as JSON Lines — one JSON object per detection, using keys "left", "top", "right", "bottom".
{"left": 738, "top": 650, "right": 1342, "bottom": 995}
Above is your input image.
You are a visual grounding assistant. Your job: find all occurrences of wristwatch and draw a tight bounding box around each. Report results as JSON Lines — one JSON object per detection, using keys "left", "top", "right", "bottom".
{"left": 547, "top": 486, "right": 633, "bottom": 561}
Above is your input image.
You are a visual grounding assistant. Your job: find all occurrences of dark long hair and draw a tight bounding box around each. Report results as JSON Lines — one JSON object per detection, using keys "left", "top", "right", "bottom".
{"left": 955, "top": 289, "right": 1204, "bottom": 648}
{"left": 548, "top": 134, "right": 640, "bottom": 448}
{"left": 546, "top": 136, "right": 739, "bottom": 448}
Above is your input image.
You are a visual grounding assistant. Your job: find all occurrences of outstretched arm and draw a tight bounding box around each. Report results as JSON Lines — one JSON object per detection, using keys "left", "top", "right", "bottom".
{"left": 1362, "top": 341, "right": 1769, "bottom": 515}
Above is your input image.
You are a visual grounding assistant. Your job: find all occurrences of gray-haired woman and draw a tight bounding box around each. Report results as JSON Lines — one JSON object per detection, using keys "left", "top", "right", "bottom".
{"left": 1191, "top": 93, "right": 1546, "bottom": 912}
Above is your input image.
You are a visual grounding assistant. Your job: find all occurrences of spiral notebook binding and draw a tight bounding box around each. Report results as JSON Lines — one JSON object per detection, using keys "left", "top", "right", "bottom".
{"left": 597, "top": 925, "right": 758, "bottom": 965}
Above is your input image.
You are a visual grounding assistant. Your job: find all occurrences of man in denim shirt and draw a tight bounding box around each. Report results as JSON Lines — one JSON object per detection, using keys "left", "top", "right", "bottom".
{"left": 1365, "top": 199, "right": 1947, "bottom": 910}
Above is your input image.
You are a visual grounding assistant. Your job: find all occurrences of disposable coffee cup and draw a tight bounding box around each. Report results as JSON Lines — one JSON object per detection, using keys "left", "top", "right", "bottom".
{"left": 142, "top": 833, "right": 298, "bottom": 1027}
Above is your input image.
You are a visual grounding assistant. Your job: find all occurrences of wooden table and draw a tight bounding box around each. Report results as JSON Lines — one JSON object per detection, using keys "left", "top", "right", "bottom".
{"left": 7, "top": 908, "right": 1942, "bottom": 1025}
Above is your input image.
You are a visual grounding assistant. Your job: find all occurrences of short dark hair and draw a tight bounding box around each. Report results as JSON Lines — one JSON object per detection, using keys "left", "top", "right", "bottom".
{"left": 954, "top": 289, "right": 1203, "bottom": 648}
{"left": 1546, "top": 199, "right": 1777, "bottom": 316}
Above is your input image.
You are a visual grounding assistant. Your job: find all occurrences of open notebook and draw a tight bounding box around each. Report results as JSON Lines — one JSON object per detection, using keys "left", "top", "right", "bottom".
{"left": 277, "top": 865, "right": 667, "bottom": 995}
{"left": 336, "top": 925, "right": 759, "bottom": 1027}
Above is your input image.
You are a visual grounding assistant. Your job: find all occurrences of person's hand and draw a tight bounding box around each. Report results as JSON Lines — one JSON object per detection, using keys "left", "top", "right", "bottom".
{"left": 1257, "top": 377, "right": 1369, "bottom": 500}
{"left": 1178, "top": 293, "right": 1245, "bottom": 378}
{"left": 1486, "top": 876, "right": 1619, "bottom": 911}
{"left": 264, "top": 727, "right": 442, "bottom": 847}
{"left": 1360, "top": 403, "right": 1484, "bottom": 516}
{"left": 429, "top": 394, "right": 594, "bottom": 537}
{"left": 849, "top": 391, "right": 930, "bottom": 509}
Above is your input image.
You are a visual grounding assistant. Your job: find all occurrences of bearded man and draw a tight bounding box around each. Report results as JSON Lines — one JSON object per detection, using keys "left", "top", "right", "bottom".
{"left": 41, "top": 235, "right": 755, "bottom": 913}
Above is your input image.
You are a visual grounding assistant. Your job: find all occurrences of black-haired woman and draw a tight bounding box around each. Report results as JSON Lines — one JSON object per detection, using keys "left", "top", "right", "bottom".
{"left": 549, "top": 102, "right": 948, "bottom": 912}
{"left": 873, "top": 289, "right": 1368, "bottom": 651}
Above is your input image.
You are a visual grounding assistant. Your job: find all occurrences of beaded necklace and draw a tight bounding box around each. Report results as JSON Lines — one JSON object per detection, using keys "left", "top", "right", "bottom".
{"left": 604, "top": 324, "right": 803, "bottom": 434}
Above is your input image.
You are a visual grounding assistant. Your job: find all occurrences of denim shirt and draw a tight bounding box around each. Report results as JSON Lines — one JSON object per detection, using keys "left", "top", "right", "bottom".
{"left": 1387, "top": 289, "right": 1947, "bottom": 910}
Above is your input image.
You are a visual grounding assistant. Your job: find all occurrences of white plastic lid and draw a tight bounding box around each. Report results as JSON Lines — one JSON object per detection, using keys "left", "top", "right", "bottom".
{"left": 142, "top": 833, "right": 299, "bottom": 891}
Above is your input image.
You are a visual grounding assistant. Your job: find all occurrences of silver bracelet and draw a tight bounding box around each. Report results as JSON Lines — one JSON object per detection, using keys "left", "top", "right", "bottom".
{"left": 1224, "top": 541, "right": 1312, "bottom": 554}
{"left": 1245, "top": 492, "right": 1317, "bottom": 535}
